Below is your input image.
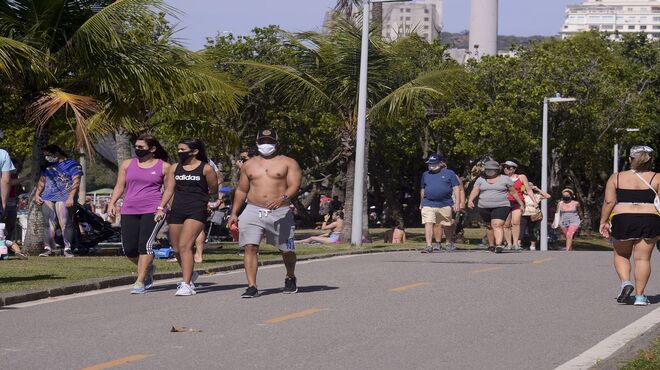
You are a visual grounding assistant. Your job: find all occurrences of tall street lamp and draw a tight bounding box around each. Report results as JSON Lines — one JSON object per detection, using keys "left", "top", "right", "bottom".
{"left": 540, "top": 94, "right": 576, "bottom": 252}
{"left": 613, "top": 128, "right": 640, "bottom": 173}
{"left": 351, "top": 0, "right": 412, "bottom": 246}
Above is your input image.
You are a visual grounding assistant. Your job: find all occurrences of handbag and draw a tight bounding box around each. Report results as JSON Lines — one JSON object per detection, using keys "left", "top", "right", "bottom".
{"left": 632, "top": 171, "right": 660, "bottom": 213}
{"left": 551, "top": 210, "right": 561, "bottom": 229}
{"left": 531, "top": 210, "right": 544, "bottom": 222}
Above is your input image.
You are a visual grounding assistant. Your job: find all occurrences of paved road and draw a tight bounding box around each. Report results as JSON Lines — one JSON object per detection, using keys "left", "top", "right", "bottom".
{"left": 1, "top": 250, "right": 658, "bottom": 370}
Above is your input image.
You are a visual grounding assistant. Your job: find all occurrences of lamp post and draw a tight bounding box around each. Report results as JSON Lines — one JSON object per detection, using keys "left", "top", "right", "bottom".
{"left": 540, "top": 94, "right": 576, "bottom": 252}
{"left": 613, "top": 128, "right": 640, "bottom": 173}
{"left": 351, "top": 0, "right": 412, "bottom": 246}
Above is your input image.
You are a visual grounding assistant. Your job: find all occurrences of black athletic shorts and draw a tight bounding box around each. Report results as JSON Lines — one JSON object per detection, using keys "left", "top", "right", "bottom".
{"left": 120, "top": 213, "right": 165, "bottom": 257}
{"left": 478, "top": 206, "right": 511, "bottom": 223}
{"left": 168, "top": 209, "right": 208, "bottom": 225}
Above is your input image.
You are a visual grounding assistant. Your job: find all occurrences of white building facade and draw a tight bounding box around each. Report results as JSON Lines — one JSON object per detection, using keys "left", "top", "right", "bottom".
{"left": 381, "top": 0, "right": 443, "bottom": 42}
{"left": 561, "top": 0, "right": 660, "bottom": 40}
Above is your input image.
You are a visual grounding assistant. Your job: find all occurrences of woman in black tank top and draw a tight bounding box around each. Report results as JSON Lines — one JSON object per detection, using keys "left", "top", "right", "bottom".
{"left": 156, "top": 139, "right": 219, "bottom": 296}
{"left": 599, "top": 145, "right": 659, "bottom": 306}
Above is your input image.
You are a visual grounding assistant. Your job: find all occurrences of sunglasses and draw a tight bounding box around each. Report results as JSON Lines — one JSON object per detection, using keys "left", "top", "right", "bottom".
{"left": 503, "top": 166, "right": 516, "bottom": 170}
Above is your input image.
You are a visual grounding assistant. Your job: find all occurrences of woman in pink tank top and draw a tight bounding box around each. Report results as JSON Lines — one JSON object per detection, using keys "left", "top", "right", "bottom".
{"left": 107, "top": 135, "right": 171, "bottom": 294}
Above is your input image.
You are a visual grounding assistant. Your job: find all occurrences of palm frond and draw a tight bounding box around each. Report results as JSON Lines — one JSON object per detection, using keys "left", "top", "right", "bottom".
{"left": 67, "top": 0, "right": 177, "bottom": 64}
{"left": 334, "top": 0, "right": 362, "bottom": 16}
{"left": 370, "top": 68, "right": 470, "bottom": 119}
{"left": 0, "top": 36, "right": 50, "bottom": 78}
{"left": 28, "top": 89, "right": 101, "bottom": 155}
{"left": 233, "top": 60, "right": 337, "bottom": 111}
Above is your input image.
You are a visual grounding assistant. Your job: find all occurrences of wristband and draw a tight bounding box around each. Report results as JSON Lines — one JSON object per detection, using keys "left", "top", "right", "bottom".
{"left": 157, "top": 206, "right": 165, "bottom": 211}
{"left": 281, "top": 194, "right": 289, "bottom": 201}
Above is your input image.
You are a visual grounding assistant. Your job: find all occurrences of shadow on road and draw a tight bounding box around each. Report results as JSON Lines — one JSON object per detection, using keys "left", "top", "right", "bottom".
{"left": 149, "top": 282, "right": 245, "bottom": 294}
{"left": 0, "top": 274, "right": 65, "bottom": 284}
{"left": 258, "top": 285, "right": 340, "bottom": 297}
{"left": 385, "top": 260, "right": 527, "bottom": 265}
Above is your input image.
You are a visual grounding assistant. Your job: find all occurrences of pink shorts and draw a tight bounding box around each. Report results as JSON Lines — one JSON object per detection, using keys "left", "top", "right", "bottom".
{"left": 561, "top": 225, "right": 579, "bottom": 239}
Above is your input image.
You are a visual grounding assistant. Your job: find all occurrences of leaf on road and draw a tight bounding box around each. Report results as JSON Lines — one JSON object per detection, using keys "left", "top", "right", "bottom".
{"left": 170, "top": 326, "right": 202, "bottom": 333}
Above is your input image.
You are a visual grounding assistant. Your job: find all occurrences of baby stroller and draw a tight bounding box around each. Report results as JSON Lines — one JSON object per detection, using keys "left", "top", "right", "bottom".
{"left": 55, "top": 206, "right": 117, "bottom": 255}
{"left": 205, "top": 207, "right": 232, "bottom": 243}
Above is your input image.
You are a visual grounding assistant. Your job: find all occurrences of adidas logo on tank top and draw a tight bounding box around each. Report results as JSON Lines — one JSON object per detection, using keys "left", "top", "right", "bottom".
{"left": 175, "top": 174, "right": 201, "bottom": 181}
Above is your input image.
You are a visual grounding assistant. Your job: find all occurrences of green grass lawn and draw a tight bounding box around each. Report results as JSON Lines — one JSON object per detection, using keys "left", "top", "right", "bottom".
{"left": 0, "top": 228, "right": 611, "bottom": 294}
{"left": 621, "top": 338, "right": 660, "bottom": 370}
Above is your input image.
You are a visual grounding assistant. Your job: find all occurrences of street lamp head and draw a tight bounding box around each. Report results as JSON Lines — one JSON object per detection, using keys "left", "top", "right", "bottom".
{"left": 548, "top": 97, "right": 576, "bottom": 103}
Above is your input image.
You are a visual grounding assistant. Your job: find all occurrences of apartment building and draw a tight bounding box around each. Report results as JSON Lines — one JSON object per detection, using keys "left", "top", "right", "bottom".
{"left": 561, "top": 0, "right": 660, "bottom": 40}
{"left": 381, "top": 0, "right": 443, "bottom": 42}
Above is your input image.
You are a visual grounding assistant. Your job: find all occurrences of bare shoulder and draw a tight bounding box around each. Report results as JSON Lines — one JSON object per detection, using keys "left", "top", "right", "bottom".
{"left": 120, "top": 159, "right": 133, "bottom": 169}
{"left": 242, "top": 158, "right": 257, "bottom": 170}
{"left": 281, "top": 155, "right": 300, "bottom": 168}
{"left": 161, "top": 161, "right": 171, "bottom": 171}
{"left": 168, "top": 163, "right": 178, "bottom": 174}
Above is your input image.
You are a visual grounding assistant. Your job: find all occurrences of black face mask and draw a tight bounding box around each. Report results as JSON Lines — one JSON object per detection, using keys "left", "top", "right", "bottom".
{"left": 135, "top": 149, "right": 150, "bottom": 158}
{"left": 562, "top": 196, "right": 571, "bottom": 202}
{"left": 178, "top": 151, "right": 193, "bottom": 163}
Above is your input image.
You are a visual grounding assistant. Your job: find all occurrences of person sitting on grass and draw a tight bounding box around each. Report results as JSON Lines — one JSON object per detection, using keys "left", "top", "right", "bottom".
{"left": 296, "top": 211, "right": 343, "bottom": 244}
{"left": 384, "top": 220, "right": 406, "bottom": 244}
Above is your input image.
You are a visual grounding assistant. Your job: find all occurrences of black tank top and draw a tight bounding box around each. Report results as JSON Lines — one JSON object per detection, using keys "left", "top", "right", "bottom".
{"left": 616, "top": 172, "right": 657, "bottom": 204}
{"left": 172, "top": 162, "right": 209, "bottom": 211}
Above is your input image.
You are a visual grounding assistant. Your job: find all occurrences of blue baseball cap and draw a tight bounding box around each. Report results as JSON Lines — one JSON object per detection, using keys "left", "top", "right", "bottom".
{"left": 425, "top": 153, "right": 444, "bottom": 164}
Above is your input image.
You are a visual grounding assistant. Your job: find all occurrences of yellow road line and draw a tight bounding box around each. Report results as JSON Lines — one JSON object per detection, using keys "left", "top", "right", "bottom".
{"left": 81, "top": 354, "right": 153, "bottom": 370}
{"left": 471, "top": 267, "right": 503, "bottom": 273}
{"left": 389, "top": 281, "right": 430, "bottom": 292}
{"left": 532, "top": 257, "right": 556, "bottom": 265}
{"left": 264, "top": 308, "right": 326, "bottom": 324}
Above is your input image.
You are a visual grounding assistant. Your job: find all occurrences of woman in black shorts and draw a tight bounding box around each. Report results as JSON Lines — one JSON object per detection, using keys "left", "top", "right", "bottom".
{"left": 108, "top": 135, "right": 170, "bottom": 294}
{"left": 468, "top": 160, "right": 524, "bottom": 253}
{"left": 156, "top": 139, "right": 218, "bottom": 296}
{"left": 600, "top": 145, "right": 659, "bottom": 306}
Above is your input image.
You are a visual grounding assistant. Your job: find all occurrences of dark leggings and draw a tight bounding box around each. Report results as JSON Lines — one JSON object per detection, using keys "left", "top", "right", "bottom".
{"left": 520, "top": 216, "right": 539, "bottom": 243}
{"left": 41, "top": 201, "right": 76, "bottom": 250}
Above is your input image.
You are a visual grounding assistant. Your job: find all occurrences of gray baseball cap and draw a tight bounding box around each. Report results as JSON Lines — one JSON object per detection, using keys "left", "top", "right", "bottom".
{"left": 484, "top": 160, "right": 500, "bottom": 170}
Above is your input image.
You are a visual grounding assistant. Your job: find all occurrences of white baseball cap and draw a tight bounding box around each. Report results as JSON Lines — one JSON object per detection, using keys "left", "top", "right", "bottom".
{"left": 503, "top": 160, "right": 518, "bottom": 168}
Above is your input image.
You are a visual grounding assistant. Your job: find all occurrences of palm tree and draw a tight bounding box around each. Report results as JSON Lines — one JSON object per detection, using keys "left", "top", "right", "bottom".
{"left": 239, "top": 14, "right": 460, "bottom": 242}
{"left": 0, "top": 0, "right": 244, "bottom": 253}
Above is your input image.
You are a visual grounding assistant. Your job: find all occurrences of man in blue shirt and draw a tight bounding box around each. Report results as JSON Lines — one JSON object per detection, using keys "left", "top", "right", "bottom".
{"left": 420, "top": 153, "right": 461, "bottom": 253}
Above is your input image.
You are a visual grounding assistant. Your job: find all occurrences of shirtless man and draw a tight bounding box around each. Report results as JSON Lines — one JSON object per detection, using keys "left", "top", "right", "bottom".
{"left": 228, "top": 129, "right": 302, "bottom": 298}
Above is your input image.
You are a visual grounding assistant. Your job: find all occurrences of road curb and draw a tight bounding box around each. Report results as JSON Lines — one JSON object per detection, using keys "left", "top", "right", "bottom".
{"left": 590, "top": 322, "right": 660, "bottom": 369}
{"left": 0, "top": 248, "right": 417, "bottom": 308}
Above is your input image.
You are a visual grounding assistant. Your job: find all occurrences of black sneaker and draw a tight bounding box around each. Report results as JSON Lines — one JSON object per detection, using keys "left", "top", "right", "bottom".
{"left": 421, "top": 246, "right": 433, "bottom": 253}
{"left": 616, "top": 282, "right": 634, "bottom": 303}
{"left": 487, "top": 246, "right": 495, "bottom": 253}
{"left": 241, "top": 286, "right": 259, "bottom": 298}
{"left": 283, "top": 276, "right": 298, "bottom": 294}
{"left": 495, "top": 245, "right": 504, "bottom": 254}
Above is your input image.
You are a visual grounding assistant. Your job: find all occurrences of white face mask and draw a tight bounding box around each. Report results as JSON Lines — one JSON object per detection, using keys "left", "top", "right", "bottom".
{"left": 258, "top": 144, "right": 276, "bottom": 156}
{"left": 45, "top": 155, "right": 59, "bottom": 163}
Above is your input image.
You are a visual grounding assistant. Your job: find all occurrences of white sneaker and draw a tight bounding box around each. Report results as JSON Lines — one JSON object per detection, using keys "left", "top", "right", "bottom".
{"left": 175, "top": 282, "right": 196, "bottom": 296}
{"left": 530, "top": 246, "right": 537, "bottom": 251}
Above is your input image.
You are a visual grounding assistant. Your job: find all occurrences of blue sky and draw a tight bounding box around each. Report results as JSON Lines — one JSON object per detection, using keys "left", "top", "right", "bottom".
{"left": 166, "top": 0, "right": 578, "bottom": 50}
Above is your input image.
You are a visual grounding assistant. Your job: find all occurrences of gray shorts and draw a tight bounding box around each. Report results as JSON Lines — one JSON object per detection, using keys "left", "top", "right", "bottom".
{"left": 238, "top": 204, "right": 295, "bottom": 251}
